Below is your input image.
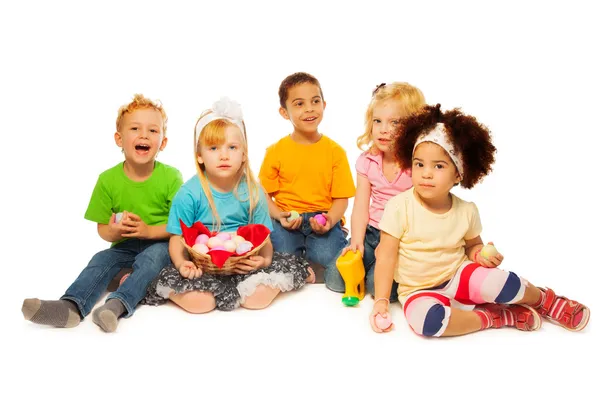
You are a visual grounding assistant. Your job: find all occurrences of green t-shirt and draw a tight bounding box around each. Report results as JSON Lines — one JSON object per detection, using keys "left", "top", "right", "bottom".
{"left": 85, "top": 161, "right": 183, "bottom": 245}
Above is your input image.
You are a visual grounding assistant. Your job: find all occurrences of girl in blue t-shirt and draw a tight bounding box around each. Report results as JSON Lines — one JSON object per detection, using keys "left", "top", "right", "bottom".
{"left": 144, "top": 98, "right": 313, "bottom": 311}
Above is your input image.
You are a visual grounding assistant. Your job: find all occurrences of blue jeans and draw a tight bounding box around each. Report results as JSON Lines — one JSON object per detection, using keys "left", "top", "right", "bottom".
{"left": 61, "top": 239, "right": 170, "bottom": 318}
{"left": 271, "top": 212, "right": 347, "bottom": 292}
{"left": 362, "top": 225, "right": 399, "bottom": 302}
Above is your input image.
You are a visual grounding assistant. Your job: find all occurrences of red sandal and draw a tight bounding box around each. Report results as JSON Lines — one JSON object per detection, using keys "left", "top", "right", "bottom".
{"left": 534, "top": 287, "right": 590, "bottom": 332}
{"left": 477, "top": 303, "right": 542, "bottom": 331}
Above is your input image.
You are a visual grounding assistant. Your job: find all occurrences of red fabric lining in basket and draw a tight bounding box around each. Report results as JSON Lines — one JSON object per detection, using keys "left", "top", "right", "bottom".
{"left": 180, "top": 220, "right": 270, "bottom": 268}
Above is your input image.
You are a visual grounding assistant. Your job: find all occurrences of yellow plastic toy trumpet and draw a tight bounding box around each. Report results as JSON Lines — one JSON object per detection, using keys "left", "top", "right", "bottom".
{"left": 336, "top": 250, "right": 365, "bottom": 306}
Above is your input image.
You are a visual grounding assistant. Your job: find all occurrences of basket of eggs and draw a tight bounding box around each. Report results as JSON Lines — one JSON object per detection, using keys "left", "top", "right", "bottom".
{"left": 179, "top": 220, "right": 270, "bottom": 275}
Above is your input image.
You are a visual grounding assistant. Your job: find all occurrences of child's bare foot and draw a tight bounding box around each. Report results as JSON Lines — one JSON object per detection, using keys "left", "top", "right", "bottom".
{"left": 306, "top": 267, "right": 316, "bottom": 284}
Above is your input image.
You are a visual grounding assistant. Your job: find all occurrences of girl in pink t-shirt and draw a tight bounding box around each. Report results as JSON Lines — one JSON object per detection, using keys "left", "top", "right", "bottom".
{"left": 342, "top": 82, "right": 425, "bottom": 301}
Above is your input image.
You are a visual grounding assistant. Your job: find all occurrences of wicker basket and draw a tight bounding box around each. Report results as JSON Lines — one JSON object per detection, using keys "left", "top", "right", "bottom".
{"left": 182, "top": 234, "right": 270, "bottom": 275}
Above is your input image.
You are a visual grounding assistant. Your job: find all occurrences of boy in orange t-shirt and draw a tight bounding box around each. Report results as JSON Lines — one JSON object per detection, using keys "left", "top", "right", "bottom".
{"left": 259, "top": 72, "right": 356, "bottom": 292}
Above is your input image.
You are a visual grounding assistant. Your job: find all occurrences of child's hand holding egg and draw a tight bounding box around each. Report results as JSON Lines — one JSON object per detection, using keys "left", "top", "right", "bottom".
{"left": 477, "top": 243, "right": 503, "bottom": 268}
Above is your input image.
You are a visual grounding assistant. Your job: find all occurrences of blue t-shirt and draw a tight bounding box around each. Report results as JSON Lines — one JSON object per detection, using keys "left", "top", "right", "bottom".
{"left": 167, "top": 175, "right": 273, "bottom": 235}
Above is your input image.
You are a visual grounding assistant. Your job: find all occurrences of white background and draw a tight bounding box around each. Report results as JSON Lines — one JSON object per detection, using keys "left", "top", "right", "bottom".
{"left": 2, "top": 1, "right": 598, "bottom": 399}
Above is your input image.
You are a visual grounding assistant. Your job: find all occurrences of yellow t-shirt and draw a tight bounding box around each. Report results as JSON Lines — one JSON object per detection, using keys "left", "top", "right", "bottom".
{"left": 259, "top": 135, "right": 356, "bottom": 214}
{"left": 378, "top": 187, "right": 482, "bottom": 303}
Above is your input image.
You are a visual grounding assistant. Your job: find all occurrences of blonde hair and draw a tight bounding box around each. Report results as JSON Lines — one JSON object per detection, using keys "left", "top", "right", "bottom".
{"left": 116, "top": 93, "right": 168, "bottom": 134}
{"left": 193, "top": 111, "right": 260, "bottom": 232}
{"left": 356, "top": 82, "right": 425, "bottom": 153}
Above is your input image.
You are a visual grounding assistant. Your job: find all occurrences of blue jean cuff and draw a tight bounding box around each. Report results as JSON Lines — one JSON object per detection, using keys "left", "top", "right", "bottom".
{"left": 106, "top": 293, "right": 135, "bottom": 318}
{"left": 59, "top": 295, "right": 86, "bottom": 318}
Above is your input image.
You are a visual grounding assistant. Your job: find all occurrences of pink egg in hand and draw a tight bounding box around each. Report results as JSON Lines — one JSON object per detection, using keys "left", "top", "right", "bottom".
{"left": 314, "top": 214, "right": 327, "bottom": 226}
{"left": 192, "top": 243, "right": 209, "bottom": 254}
{"left": 235, "top": 241, "right": 253, "bottom": 255}
{"left": 195, "top": 234, "right": 209, "bottom": 245}
{"left": 207, "top": 237, "right": 223, "bottom": 249}
{"left": 216, "top": 232, "right": 231, "bottom": 241}
{"left": 375, "top": 314, "right": 392, "bottom": 330}
{"left": 223, "top": 240, "right": 237, "bottom": 252}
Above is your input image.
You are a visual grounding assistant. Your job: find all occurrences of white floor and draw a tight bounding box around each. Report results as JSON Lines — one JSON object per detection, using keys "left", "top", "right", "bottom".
{"left": 9, "top": 282, "right": 597, "bottom": 400}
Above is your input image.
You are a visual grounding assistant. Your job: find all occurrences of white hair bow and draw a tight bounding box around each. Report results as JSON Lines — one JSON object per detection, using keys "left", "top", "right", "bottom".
{"left": 195, "top": 97, "right": 245, "bottom": 145}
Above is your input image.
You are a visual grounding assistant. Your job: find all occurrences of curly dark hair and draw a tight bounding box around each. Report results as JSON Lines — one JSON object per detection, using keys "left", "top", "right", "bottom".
{"left": 278, "top": 72, "right": 324, "bottom": 108}
{"left": 394, "top": 104, "right": 496, "bottom": 189}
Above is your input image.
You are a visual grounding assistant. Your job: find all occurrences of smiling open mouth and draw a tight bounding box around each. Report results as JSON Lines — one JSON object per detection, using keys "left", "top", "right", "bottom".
{"left": 135, "top": 144, "right": 150, "bottom": 152}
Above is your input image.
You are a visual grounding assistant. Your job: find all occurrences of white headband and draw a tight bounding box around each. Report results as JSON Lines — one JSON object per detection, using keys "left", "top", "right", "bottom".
{"left": 413, "top": 122, "right": 464, "bottom": 178}
{"left": 195, "top": 97, "right": 245, "bottom": 146}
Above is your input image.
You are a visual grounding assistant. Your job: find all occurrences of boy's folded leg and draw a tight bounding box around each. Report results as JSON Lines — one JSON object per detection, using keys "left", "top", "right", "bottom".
{"left": 323, "top": 265, "right": 346, "bottom": 293}
{"left": 108, "top": 241, "right": 171, "bottom": 318}
{"left": 61, "top": 246, "right": 137, "bottom": 317}
{"left": 22, "top": 298, "right": 81, "bottom": 328}
{"left": 305, "top": 222, "right": 348, "bottom": 292}
{"left": 270, "top": 219, "right": 305, "bottom": 256}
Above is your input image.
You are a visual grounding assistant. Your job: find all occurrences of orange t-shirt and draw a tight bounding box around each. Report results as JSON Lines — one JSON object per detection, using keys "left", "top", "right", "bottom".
{"left": 259, "top": 135, "right": 356, "bottom": 214}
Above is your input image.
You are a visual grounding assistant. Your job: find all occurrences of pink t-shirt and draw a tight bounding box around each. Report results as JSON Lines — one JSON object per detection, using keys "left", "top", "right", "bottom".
{"left": 356, "top": 151, "right": 413, "bottom": 229}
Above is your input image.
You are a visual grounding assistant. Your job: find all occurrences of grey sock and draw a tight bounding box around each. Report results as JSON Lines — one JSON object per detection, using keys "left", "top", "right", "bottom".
{"left": 22, "top": 298, "right": 81, "bottom": 328}
{"left": 92, "top": 299, "right": 126, "bottom": 333}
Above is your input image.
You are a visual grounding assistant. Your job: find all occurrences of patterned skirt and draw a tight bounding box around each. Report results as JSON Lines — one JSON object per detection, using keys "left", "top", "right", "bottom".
{"left": 142, "top": 252, "right": 311, "bottom": 311}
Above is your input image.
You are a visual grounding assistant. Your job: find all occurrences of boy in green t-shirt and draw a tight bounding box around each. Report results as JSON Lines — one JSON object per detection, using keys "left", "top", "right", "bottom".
{"left": 22, "top": 94, "right": 183, "bottom": 332}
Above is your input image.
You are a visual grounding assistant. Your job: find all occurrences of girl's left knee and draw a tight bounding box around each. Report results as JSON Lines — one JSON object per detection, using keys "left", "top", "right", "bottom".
{"left": 405, "top": 297, "right": 450, "bottom": 337}
{"left": 475, "top": 268, "right": 526, "bottom": 304}
{"left": 241, "top": 285, "right": 280, "bottom": 310}
{"left": 415, "top": 303, "right": 448, "bottom": 337}
{"left": 170, "top": 291, "right": 216, "bottom": 314}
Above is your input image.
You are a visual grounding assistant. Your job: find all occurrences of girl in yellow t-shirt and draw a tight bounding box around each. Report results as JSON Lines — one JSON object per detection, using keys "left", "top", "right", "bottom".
{"left": 371, "top": 104, "right": 590, "bottom": 337}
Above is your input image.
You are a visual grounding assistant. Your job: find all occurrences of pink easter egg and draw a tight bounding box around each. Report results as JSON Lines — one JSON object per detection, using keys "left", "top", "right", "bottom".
{"left": 314, "top": 214, "right": 327, "bottom": 226}
{"left": 207, "top": 237, "right": 223, "bottom": 249}
{"left": 235, "top": 241, "right": 253, "bottom": 255}
{"left": 195, "top": 234, "right": 209, "bottom": 245}
{"left": 223, "top": 240, "right": 237, "bottom": 252}
{"left": 216, "top": 232, "right": 231, "bottom": 241}
{"left": 375, "top": 314, "right": 392, "bottom": 330}
{"left": 192, "top": 243, "right": 209, "bottom": 254}
{"left": 210, "top": 246, "right": 226, "bottom": 251}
